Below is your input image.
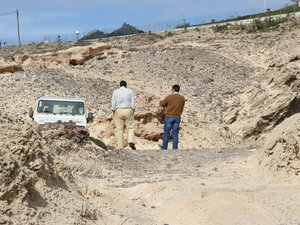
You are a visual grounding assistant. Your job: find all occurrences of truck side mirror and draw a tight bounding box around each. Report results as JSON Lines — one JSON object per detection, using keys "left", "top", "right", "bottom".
{"left": 29, "top": 108, "right": 34, "bottom": 119}
{"left": 87, "top": 112, "right": 94, "bottom": 122}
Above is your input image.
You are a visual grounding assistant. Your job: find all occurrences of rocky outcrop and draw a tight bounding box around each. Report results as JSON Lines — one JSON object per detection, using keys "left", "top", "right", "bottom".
{"left": 0, "top": 63, "right": 23, "bottom": 73}
{"left": 0, "top": 112, "right": 67, "bottom": 207}
{"left": 225, "top": 67, "right": 300, "bottom": 138}
{"left": 0, "top": 111, "right": 107, "bottom": 224}
{"left": 134, "top": 110, "right": 164, "bottom": 141}
{"left": 3, "top": 43, "right": 112, "bottom": 68}
{"left": 260, "top": 113, "right": 300, "bottom": 175}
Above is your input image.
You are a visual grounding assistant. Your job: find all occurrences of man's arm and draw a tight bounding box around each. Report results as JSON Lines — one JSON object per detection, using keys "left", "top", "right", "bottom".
{"left": 111, "top": 91, "right": 116, "bottom": 112}
{"left": 130, "top": 90, "right": 136, "bottom": 110}
{"left": 159, "top": 96, "right": 169, "bottom": 107}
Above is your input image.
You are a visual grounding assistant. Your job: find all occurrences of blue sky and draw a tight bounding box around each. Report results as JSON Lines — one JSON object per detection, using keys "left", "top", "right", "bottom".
{"left": 0, "top": 0, "right": 291, "bottom": 44}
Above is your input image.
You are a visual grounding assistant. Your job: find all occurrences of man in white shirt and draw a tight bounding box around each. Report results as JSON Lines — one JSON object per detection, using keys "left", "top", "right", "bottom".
{"left": 111, "top": 81, "right": 136, "bottom": 150}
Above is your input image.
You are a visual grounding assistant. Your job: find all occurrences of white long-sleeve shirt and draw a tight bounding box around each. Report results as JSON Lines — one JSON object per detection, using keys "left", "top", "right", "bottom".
{"left": 111, "top": 87, "right": 136, "bottom": 111}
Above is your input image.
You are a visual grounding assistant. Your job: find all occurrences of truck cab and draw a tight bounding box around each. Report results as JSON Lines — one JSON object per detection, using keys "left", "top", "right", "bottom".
{"left": 29, "top": 96, "right": 93, "bottom": 128}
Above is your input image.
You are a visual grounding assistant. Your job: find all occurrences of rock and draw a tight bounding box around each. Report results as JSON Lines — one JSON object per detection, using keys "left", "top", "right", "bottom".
{"left": 134, "top": 111, "right": 164, "bottom": 142}
{"left": 128, "top": 48, "right": 139, "bottom": 52}
{"left": 224, "top": 108, "right": 239, "bottom": 124}
{"left": 13, "top": 43, "right": 112, "bottom": 68}
{"left": 68, "top": 44, "right": 112, "bottom": 66}
{"left": 261, "top": 113, "right": 300, "bottom": 175}
{"left": 97, "top": 56, "right": 107, "bottom": 60}
{"left": 14, "top": 54, "right": 30, "bottom": 63}
{"left": 0, "top": 64, "right": 23, "bottom": 73}
{"left": 227, "top": 68, "right": 300, "bottom": 138}
{"left": 289, "top": 53, "right": 300, "bottom": 62}
{"left": 203, "top": 77, "right": 214, "bottom": 84}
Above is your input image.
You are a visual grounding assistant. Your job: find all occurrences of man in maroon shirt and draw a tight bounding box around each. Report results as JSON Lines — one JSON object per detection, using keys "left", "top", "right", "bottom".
{"left": 159, "top": 85, "right": 185, "bottom": 150}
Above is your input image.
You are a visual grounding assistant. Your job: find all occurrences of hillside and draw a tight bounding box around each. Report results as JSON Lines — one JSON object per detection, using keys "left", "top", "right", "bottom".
{"left": 0, "top": 21, "right": 299, "bottom": 224}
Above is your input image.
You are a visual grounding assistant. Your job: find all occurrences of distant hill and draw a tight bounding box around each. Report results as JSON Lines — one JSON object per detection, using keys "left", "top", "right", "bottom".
{"left": 81, "top": 23, "right": 144, "bottom": 41}
{"left": 109, "top": 23, "right": 144, "bottom": 37}
{"left": 80, "top": 30, "right": 108, "bottom": 40}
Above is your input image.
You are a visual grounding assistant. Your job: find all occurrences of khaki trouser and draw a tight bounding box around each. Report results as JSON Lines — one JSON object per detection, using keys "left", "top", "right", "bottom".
{"left": 114, "top": 108, "right": 135, "bottom": 149}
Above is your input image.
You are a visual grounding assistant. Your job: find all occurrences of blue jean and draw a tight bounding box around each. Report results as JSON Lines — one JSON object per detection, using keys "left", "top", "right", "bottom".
{"left": 162, "top": 116, "right": 181, "bottom": 150}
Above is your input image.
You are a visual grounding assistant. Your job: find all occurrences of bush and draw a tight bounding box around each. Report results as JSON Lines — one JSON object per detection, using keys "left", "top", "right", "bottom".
{"left": 165, "top": 31, "right": 174, "bottom": 37}
{"left": 175, "top": 22, "right": 190, "bottom": 29}
{"left": 239, "top": 24, "right": 247, "bottom": 30}
{"left": 247, "top": 16, "right": 290, "bottom": 32}
{"left": 213, "top": 16, "right": 292, "bottom": 33}
{"left": 212, "top": 24, "right": 229, "bottom": 32}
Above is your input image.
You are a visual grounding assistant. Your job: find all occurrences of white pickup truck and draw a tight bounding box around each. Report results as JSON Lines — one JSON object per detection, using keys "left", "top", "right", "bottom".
{"left": 29, "top": 96, "right": 93, "bottom": 128}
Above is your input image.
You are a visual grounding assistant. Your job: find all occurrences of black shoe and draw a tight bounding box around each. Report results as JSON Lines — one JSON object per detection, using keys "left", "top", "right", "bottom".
{"left": 129, "top": 142, "right": 136, "bottom": 150}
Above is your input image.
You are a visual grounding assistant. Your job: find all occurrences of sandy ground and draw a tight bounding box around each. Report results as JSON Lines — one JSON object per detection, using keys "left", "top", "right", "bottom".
{"left": 96, "top": 151, "right": 299, "bottom": 225}
{"left": 0, "top": 22, "right": 300, "bottom": 224}
{"left": 48, "top": 147, "right": 300, "bottom": 225}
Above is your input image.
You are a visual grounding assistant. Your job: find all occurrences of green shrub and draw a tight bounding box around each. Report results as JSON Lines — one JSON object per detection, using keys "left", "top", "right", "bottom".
{"left": 239, "top": 24, "right": 247, "bottom": 30}
{"left": 212, "top": 24, "right": 229, "bottom": 32}
{"left": 213, "top": 16, "right": 293, "bottom": 33}
{"left": 89, "top": 137, "right": 107, "bottom": 150}
{"left": 247, "top": 16, "right": 290, "bottom": 32}
{"left": 165, "top": 31, "right": 174, "bottom": 37}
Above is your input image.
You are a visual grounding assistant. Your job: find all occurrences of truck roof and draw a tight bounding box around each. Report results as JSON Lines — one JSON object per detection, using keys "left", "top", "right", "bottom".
{"left": 38, "top": 96, "right": 85, "bottom": 102}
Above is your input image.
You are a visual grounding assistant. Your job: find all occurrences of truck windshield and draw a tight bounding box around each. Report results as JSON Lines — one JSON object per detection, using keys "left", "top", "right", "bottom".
{"left": 37, "top": 100, "right": 85, "bottom": 115}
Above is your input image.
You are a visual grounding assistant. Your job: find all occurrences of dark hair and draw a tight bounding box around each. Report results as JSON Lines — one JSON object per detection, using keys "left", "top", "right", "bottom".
{"left": 172, "top": 85, "right": 180, "bottom": 92}
{"left": 120, "top": 80, "right": 127, "bottom": 87}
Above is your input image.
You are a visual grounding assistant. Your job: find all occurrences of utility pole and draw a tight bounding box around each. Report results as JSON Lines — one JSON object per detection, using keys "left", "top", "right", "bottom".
{"left": 16, "top": 9, "right": 21, "bottom": 46}
{"left": 0, "top": 10, "right": 21, "bottom": 46}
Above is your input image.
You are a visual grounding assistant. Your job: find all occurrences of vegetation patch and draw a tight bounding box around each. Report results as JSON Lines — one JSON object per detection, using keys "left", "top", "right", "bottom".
{"left": 212, "top": 24, "right": 230, "bottom": 33}
{"left": 205, "top": 5, "right": 300, "bottom": 26}
{"left": 213, "top": 15, "right": 295, "bottom": 33}
{"left": 247, "top": 16, "right": 290, "bottom": 32}
{"left": 164, "top": 31, "right": 174, "bottom": 37}
{"left": 89, "top": 137, "right": 108, "bottom": 150}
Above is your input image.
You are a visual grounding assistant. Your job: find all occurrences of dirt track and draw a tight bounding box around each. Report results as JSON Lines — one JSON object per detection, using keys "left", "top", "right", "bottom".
{"left": 96, "top": 148, "right": 252, "bottom": 186}
{"left": 74, "top": 147, "right": 299, "bottom": 225}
